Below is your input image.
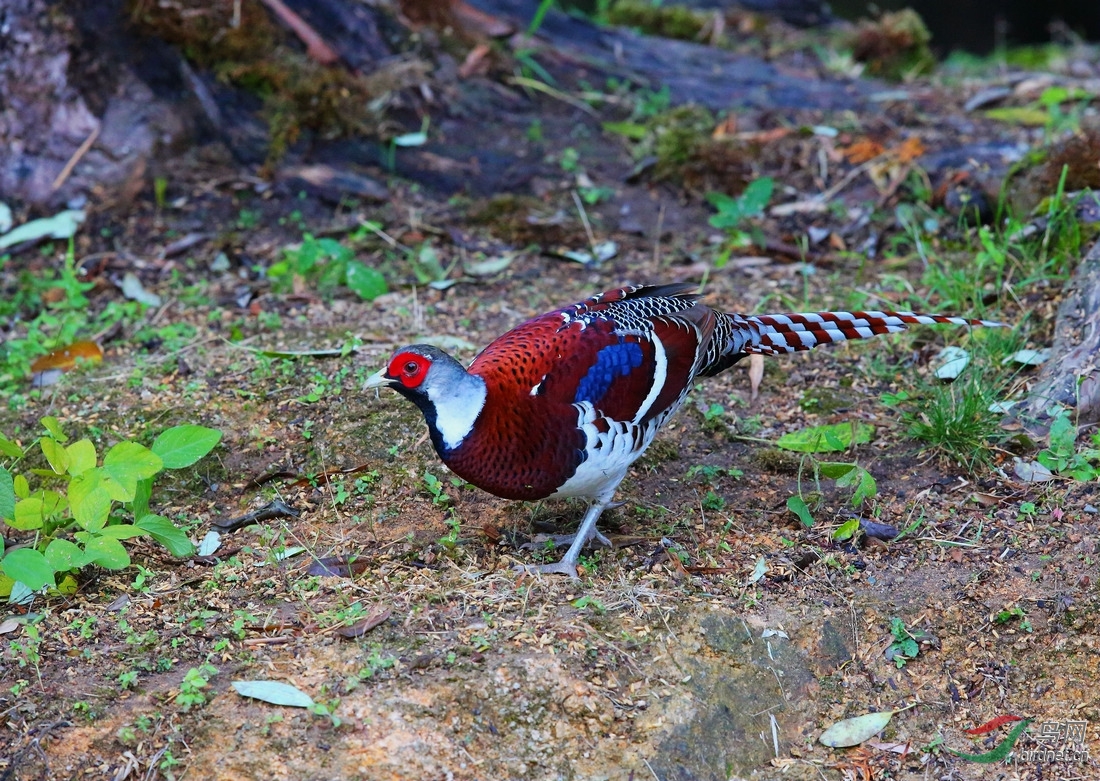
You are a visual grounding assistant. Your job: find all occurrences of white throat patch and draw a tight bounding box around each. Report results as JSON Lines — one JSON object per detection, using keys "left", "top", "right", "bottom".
{"left": 425, "top": 374, "right": 487, "bottom": 450}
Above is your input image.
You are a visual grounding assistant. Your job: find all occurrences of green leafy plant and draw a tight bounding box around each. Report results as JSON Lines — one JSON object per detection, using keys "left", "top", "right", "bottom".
{"left": 706, "top": 177, "right": 774, "bottom": 266}
{"left": 422, "top": 472, "right": 451, "bottom": 507}
{"left": 777, "top": 422, "right": 878, "bottom": 527}
{"left": 1035, "top": 409, "right": 1100, "bottom": 480}
{"left": 985, "top": 85, "right": 1092, "bottom": 136}
{"left": 438, "top": 512, "right": 461, "bottom": 550}
{"left": 993, "top": 605, "right": 1032, "bottom": 632}
{"left": 0, "top": 419, "right": 221, "bottom": 598}
{"left": 886, "top": 618, "right": 919, "bottom": 668}
{"left": 686, "top": 464, "right": 743, "bottom": 484}
{"left": 176, "top": 663, "right": 217, "bottom": 711}
{"left": 777, "top": 422, "right": 874, "bottom": 453}
{"left": 0, "top": 242, "right": 141, "bottom": 401}
{"left": 268, "top": 233, "right": 387, "bottom": 301}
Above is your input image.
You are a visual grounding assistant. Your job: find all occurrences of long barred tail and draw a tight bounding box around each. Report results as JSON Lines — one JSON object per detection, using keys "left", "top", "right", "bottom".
{"left": 700, "top": 310, "right": 1006, "bottom": 374}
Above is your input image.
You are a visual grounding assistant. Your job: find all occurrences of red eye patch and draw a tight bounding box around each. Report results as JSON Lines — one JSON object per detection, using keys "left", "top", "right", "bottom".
{"left": 388, "top": 352, "right": 431, "bottom": 388}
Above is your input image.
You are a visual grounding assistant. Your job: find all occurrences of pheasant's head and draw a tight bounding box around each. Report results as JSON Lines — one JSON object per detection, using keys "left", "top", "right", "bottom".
{"left": 365, "top": 345, "right": 486, "bottom": 451}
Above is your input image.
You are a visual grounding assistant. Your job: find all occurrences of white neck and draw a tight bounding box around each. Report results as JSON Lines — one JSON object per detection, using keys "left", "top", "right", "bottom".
{"left": 426, "top": 374, "right": 487, "bottom": 450}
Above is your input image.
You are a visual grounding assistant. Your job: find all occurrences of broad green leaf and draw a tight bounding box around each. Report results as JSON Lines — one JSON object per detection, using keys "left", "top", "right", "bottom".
{"left": 81, "top": 536, "right": 130, "bottom": 570}
{"left": 945, "top": 718, "right": 1033, "bottom": 763}
{"left": 44, "top": 539, "right": 88, "bottom": 571}
{"left": 54, "top": 573, "right": 79, "bottom": 595}
{"left": 103, "top": 442, "right": 162, "bottom": 499}
{"left": 13, "top": 473, "right": 29, "bottom": 499}
{"left": 1, "top": 548, "right": 55, "bottom": 590}
{"left": 137, "top": 514, "right": 196, "bottom": 557}
{"left": 130, "top": 477, "right": 152, "bottom": 522}
{"left": 68, "top": 471, "right": 112, "bottom": 532}
{"left": 819, "top": 709, "right": 900, "bottom": 747}
{"left": 152, "top": 426, "right": 222, "bottom": 469}
{"left": 1047, "top": 411, "right": 1076, "bottom": 459}
{"left": 12, "top": 497, "right": 45, "bottom": 530}
{"left": 821, "top": 462, "right": 878, "bottom": 506}
{"left": 98, "top": 524, "right": 147, "bottom": 540}
{"left": 739, "top": 177, "right": 774, "bottom": 216}
{"left": 345, "top": 261, "right": 388, "bottom": 301}
{"left": 777, "top": 422, "right": 874, "bottom": 453}
{"left": 787, "top": 495, "right": 814, "bottom": 527}
{"left": 40, "top": 416, "right": 67, "bottom": 443}
{"left": 984, "top": 106, "right": 1050, "bottom": 126}
{"left": 832, "top": 518, "right": 860, "bottom": 541}
{"left": 66, "top": 439, "right": 98, "bottom": 476}
{"left": 0, "top": 435, "right": 24, "bottom": 459}
{"left": 0, "top": 467, "right": 14, "bottom": 522}
{"left": 40, "top": 437, "right": 68, "bottom": 475}
{"left": 818, "top": 462, "right": 855, "bottom": 479}
{"left": 601, "top": 121, "right": 648, "bottom": 140}
{"left": 232, "top": 680, "right": 314, "bottom": 708}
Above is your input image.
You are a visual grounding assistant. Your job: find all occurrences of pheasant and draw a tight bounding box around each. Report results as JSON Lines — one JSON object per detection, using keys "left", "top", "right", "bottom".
{"left": 365, "top": 283, "right": 1003, "bottom": 578}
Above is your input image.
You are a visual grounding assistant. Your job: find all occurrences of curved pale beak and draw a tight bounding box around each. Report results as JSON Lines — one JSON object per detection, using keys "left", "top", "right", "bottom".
{"left": 364, "top": 369, "right": 396, "bottom": 390}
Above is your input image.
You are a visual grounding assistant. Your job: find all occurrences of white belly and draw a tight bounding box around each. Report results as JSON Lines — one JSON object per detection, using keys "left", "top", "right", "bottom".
{"left": 551, "top": 402, "right": 659, "bottom": 502}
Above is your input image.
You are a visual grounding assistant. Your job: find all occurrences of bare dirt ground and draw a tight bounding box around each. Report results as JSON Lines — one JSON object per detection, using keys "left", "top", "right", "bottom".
{"left": 2, "top": 8, "right": 1100, "bottom": 781}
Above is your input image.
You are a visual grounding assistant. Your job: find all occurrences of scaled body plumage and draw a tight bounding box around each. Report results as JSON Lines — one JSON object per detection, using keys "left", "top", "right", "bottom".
{"left": 366, "top": 283, "right": 1003, "bottom": 578}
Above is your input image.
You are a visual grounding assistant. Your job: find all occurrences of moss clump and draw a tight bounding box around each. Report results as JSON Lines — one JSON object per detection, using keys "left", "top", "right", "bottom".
{"left": 752, "top": 447, "right": 801, "bottom": 474}
{"left": 127, "top": 0, "right": 425, "bottom": 167}
{"left": 636, "top": 438, "right": 680, "bottom": 468}
{"left": 645, "top": 105, "right": 750, "bottom": 194}
{"left": 848, "top": 9, "right": 935, "bottom": 81}
{"left": 1041, "top": 128, "right": 1100, "bottom": 192}
{"left": 606, "top": 1, "right": 708, "bottom": 41}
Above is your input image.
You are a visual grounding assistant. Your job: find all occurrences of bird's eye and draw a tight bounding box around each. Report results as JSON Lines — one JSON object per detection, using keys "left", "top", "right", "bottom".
{"left": 404, "top": 361, "right": 420, "bottom": 375}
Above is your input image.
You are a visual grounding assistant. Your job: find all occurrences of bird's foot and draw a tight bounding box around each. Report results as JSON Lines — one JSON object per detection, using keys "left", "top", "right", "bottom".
{"left": 520, "top": 529, "right": 612, "bottom": 551}
{"left": 514, "top": 560, "right": 581, "bottom": 579}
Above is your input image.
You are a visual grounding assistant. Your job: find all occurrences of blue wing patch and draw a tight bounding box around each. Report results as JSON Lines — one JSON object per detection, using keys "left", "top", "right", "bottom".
{"left": 574, "top": 341, "right": 644, "bottom": 404}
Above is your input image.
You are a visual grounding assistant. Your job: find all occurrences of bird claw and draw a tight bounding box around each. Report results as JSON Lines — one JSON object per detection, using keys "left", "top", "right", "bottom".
{"left": 514, "top": 561, "right": 580, "bottom": 579}
{"left": 519, "top": 529, "right": 612, "bottom": 551}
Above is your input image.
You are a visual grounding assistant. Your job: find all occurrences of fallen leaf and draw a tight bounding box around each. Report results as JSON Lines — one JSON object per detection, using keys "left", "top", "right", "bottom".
{"left": 30, "top": 341, "right": 103, "bottom": 373}
{"left": 867, "top": 740, "right": 911, "bottom": 754}
{"left": 232, "top": 680, "right": 314, "bottom": 708}
{"left": 0, "top": 209, "right": 85, "bottom": 249}
{"left": 1003, "top": 348, "right": 1050, "bottom": 366}
{"left": 749, "top": 555, "right": 767, "bottom": 583}
{"left": 308, "top": 556, "right": 371, "bottom": 578}
{"left": 0, "top": 617, "right": 23, "bottom": 634}
{"left": 197, "top": 531, "right": 222, "bottom": 557}
{"left": 336, "top": 608, "right": 392, "bottom": 639}
{"left": 1013, "top": 457, "right": 1055, "bottom": 483}
{"left": 934, "top": 346, "right": 970, "bottom": 380}
{"left": 820, "top": 707, "right": 910, "bottom": 747}
{"left": 120, "top": 273, "right": 163, "bottom": 306}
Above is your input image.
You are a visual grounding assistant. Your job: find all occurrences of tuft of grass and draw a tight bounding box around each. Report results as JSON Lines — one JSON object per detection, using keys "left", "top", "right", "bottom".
{"left": 897, "top": 372, "right": 1003, "bottom": 472}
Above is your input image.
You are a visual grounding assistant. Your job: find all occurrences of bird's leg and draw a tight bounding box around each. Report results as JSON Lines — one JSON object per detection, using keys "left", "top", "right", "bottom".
{"left": 517, "top": 499, "right": 611, "bottom": 579}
